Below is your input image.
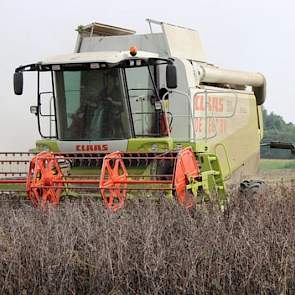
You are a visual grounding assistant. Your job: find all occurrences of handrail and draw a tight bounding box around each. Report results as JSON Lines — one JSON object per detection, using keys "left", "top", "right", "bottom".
{"left": 193, "top": 88, "right": 240, "bottom": 141}
{"left": 162, "top": 89, "right": 196, "bottom": 142}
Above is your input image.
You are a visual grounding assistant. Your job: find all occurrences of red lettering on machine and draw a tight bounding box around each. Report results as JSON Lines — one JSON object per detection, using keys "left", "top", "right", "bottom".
{"left": 194, "top": 94, "right": 224, "bottom": 112}
{"left": 76, "top": 144, "right": 109, "bottom": 152}
{"left": 194, "top": 118, "right": 227, "bottom": 135}
{"left": 193, "top": 94, "right": 227, "bottom": 136}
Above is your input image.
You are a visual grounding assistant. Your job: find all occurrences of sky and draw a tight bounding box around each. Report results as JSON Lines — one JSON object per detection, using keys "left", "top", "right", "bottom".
{"left": 0, "top": 0, "right": 294, "bottom": 151}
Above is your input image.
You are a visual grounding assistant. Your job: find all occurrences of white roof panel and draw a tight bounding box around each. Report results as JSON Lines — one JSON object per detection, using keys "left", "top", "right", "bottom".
{"left": 162, "top": 23, "right": 206, "bottom": 62}
{"left": 41, "top": 51, "right": 159, "bottom": 65}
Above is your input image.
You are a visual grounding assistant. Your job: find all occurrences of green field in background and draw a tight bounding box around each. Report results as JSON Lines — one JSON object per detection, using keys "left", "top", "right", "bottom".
{"left": 260, "top": 159, "right": 295, "bottom": 171}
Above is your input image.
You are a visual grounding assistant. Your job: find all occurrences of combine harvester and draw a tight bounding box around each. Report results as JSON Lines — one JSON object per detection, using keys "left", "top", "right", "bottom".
{"left": 1, "top": 19, "right": 267, "bottom": 210}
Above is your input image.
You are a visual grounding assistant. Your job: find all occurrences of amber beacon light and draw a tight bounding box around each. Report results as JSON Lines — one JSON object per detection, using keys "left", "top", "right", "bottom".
{"left": 129, "top": 46, "right": 138, "bottom": 56}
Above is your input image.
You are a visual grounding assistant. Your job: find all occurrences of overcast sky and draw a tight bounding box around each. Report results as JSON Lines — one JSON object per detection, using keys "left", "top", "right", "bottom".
{"left": 1, "top": 0, "right": 294, "bottom": 151}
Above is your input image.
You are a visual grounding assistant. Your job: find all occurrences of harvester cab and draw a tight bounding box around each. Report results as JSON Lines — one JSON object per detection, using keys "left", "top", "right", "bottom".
{"left": 5, "top": 19, "right": 266, "bottom": 210}
{"left": 14, "top": 52, "right": 175, "bottom": 149}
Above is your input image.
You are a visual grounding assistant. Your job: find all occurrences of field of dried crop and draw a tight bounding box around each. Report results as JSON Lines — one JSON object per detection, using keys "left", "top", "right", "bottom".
{"left": 258, "top": 167, "right": 295, "bottom": 189}
{"left": 0, "top": 174, "right": 295, "bottom": 294}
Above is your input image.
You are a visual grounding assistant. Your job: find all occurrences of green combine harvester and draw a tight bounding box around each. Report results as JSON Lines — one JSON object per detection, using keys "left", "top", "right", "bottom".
{"left": 1, "top": 19, "right": 267, "bottom": 210}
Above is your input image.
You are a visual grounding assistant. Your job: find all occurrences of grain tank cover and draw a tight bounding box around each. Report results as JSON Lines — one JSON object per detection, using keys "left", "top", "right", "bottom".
{"left": 75, "top": 22, "right": 136, "bottom": 52}
{"left": 161, "top": 22, "right": 206, "bottom": 62}
{"left": 76, "top": 20, "right": 207, "bottom": 62}
{"left": 77, "top": 22, "right": 136, "bottom": 37}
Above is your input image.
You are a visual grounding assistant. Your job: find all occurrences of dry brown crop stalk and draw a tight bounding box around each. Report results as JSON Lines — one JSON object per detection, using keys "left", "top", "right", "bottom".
{"left": 0, "top": 185, "right": 295, "bottom": 294}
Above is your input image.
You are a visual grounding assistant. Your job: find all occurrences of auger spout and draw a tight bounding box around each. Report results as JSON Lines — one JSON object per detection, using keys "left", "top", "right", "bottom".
{"left": 199, "top": 65, "right": 266, "bottom": 104}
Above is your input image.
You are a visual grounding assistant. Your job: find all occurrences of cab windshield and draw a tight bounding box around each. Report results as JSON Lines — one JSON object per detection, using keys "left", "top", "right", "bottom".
{"left": 55, "top": 68, "right": 132, "bottom": 140}
{"left": 54, "top": 65, "right": 159, "bottom": 141}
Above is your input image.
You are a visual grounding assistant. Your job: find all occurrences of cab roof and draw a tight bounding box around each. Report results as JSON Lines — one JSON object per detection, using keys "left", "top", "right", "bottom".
{"left": 41, "top": 51, "right": 159, "bottom": 65}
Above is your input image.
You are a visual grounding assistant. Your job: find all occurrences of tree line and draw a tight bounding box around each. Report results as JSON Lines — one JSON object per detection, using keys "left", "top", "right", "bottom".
{"left": 261, "top": 108, "right": 295, "bottom": 159}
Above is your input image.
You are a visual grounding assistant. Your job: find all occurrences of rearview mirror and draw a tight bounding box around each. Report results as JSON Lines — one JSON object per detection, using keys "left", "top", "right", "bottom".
{"left": 166, "top": 64, "right": 177, "bottom": 89}
{"left": 14, "top": 72, "right": 23, "bottom": 95}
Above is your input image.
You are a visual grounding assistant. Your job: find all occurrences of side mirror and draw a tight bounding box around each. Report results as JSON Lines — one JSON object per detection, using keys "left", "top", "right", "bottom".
{"left": 166, "top": 64, "right": 177, "bottom": 89}
{"left": 14, "top": 72, "right": 23, "bottom": 95}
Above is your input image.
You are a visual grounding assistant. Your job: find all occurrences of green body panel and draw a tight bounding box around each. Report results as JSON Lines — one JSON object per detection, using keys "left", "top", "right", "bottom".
{"left": 126, "top": 137, "right": 174, "bottom": 152}
{"left": 33, "top": 140, "right": 60, "bottom": 152}
{"left": 172, "top": 142, "right": 208, "bottom": 153}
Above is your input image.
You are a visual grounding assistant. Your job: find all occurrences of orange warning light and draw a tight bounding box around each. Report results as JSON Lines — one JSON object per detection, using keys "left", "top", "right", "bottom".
{"left": 129, "top": 46, "right": 138, "bottom": 56}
